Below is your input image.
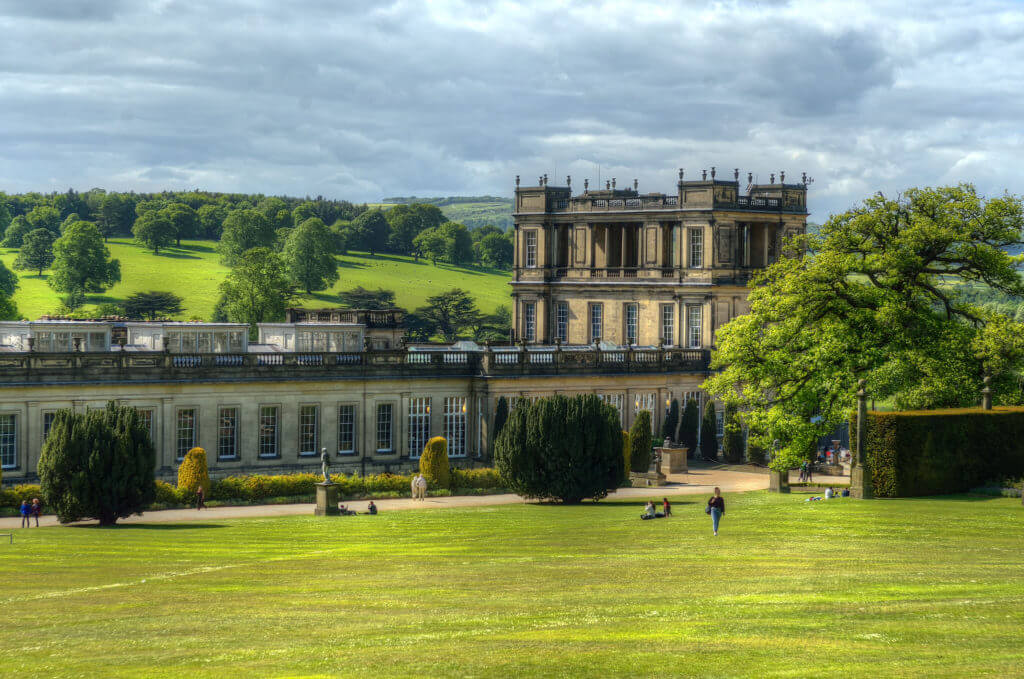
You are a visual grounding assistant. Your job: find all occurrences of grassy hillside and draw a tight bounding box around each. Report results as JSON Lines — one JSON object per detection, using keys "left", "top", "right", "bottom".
{"left": 1, "top": 238, "right": 512, "bottom": 320}
{"left": 379, "top": 197, "right": 513, "bottom": 231}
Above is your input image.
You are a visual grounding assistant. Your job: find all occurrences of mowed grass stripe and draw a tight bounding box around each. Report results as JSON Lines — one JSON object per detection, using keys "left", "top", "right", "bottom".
{"left": 1, "top": 239, "right": 512, "bottom": 320}
{"left": 0, "top": 493, "right": 1022, "bottom": 677}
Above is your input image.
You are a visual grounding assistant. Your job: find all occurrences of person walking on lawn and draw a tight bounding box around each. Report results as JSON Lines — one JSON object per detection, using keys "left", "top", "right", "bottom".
{"left": 707, "top": 487, "right": 725, "bottom": 536}
{"left": 196, "top": 485, "right": 206, "bottom": 510}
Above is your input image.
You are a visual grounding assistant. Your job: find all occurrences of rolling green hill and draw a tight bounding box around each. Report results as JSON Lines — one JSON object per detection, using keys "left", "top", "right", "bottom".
{"left": 381, "top": 196, "right": 513, "bottom": 231}
{"left": 1, "top": 238, "right": 512, "bottom": 320}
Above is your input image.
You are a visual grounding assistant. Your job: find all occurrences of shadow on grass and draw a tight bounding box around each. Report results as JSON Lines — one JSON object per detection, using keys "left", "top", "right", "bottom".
{"left": 336, "top": 258, "right": 369, "bottom": 270}
{"left": 153, "top": 249, "right": 201, "bottom": 260}
{"left": 532, "top": 499, "right": 699, "bottom": 508}
{"left": 70, "top": 522, "right": 227, "bottom": 530}
{"left": 177, "top": 242, "right": 216, "bottom": 253}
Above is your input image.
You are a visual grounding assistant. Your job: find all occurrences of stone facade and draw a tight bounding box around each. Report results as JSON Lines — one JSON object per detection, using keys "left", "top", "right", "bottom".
{"left": 511, "top": 170, "right": 808, "bottom": 347}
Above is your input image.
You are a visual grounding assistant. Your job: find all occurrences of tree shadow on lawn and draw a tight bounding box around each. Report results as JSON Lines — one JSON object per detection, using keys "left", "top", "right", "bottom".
{"left": 890, "top": 493, "right": 1011, "bottom": 503}
{"left": 532, "top": 499, "right": 699, "bottom": 508}
{"left": 151, "top": 249, "right": 201, "bottom": 260}
{"left": 69, "top": 523, "right": 227, "bottom": 530}
{"left": 177, "top": 242, "right": 216, "bottom": 253}
{"left": 336, "top": 258, "right": 368, "bottom": 270}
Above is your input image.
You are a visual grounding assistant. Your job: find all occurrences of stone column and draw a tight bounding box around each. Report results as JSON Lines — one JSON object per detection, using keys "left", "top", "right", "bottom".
{"left": 620, "top": 225, "right": 628, "bottom": 269}
{"left": 604, "top": 225, "right": 611, "bottom": 269}
{"left": 850, "top": 379, "right": 873, "bottom": 499}
{"left": 982, "top": 373, "right": 992, "bottom": 410}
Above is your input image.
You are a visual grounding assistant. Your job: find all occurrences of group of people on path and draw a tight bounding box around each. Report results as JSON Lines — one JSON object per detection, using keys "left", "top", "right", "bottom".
{"left": 18, "top": 498, "right": 43, "bottom": 527}
{"left": 638, "top": 488, "right": 727, "bottom": 536}
{"left": 410, "top": 473, "right": 428, "bottom": 500}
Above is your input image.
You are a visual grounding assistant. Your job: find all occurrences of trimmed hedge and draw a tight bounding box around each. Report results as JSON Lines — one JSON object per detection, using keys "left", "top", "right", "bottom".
{"left": 177, "top": 447, "right": 211, "bottom": 494}
{"left": 420, "top": 436, "right": 451, "bottom": 489}
{"left": 865, "top": 407, "right": 1024, "bottom": 497}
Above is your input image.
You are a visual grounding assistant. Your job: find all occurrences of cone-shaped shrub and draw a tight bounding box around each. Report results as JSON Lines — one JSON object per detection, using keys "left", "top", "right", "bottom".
{"left": 721, "top": 403, "right": 745, "bottom": 464}
{"left": 679, "top": 398, "right": 700, "bottom": 457}
{"left": 37, "top": 402, "right": 155, "bottom": 526}
{"left": 700, "top": 401, "right": 719, "bottom": 460}
{"left": 629, "top": 410, "right": 653, "bottom": 472}
{"left": 622, "top": 429, "right": 631, "bottom": 480}
{"left": 661, "top": 398, "right": 679, "bottom": 442}
{"left": 493, "top": 396, "right": 509, "bottom": 443}
{"left": 177, "top": 447, "right": 211, "bottom": 495}
{"left": 494, "top": 394, "right": 623, "bottom": 503}
{"left": 419, "top": 436, "right": 451, "bottom": 489}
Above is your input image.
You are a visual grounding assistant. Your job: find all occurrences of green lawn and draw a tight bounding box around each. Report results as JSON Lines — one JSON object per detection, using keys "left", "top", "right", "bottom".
{"left": 1, "top": 492, "right": 1022, "bottom": 677}
{"left": 1, "top": 239, "right": 512, "bottom": 320}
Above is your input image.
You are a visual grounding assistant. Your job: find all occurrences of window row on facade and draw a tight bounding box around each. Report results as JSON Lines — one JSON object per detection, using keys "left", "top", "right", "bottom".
{"left": 520, "top": 299, "right": 703, "bottom": 347}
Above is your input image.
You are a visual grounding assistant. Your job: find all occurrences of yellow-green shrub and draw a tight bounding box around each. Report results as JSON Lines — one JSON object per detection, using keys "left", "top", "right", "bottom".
{"left": 153, "top": 480, "right": 180, "bottom": 505}
{"left": 420, "top": 436, "right": 451, "bottom": 489}
{"left": 450, "top": 467, "right": 504, "bottom": 489}
{"left": 177, "top": 447, "right": 210, "bottom": 495}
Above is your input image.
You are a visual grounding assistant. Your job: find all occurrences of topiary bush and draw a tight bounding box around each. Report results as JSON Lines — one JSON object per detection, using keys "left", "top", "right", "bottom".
{"left": 494, "top": 394, "right": 623, "bottom": 503}
{"left": 177, "top": 447, "right": 211, "bottom": 495}
{"left": 662, "top": 398, "right": 679, "bottom": 442}
{"left": 865, "top": 407, "right": 1024, "bottom": 497}
{"left": 420, "top": 436, "right": 451, "bottom": 489}
{"left": 700, "top": 401, "right": 718, "bottom": 461}
{"left": 679, "top": 398, "right": 700, "bottom": 458}
{"left": 721, "top": 403, "right": 745, "bottom": 464}
{"left": 38, "top": 403, "right": 155, "bottom": 525}
{"left": 629, "top": 410, "right": 653, "bottom": 472}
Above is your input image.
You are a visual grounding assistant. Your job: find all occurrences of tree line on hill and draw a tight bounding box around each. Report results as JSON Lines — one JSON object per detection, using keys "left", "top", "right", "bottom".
{"left": 0, "top": 188, "right": 513, "bottom": 328}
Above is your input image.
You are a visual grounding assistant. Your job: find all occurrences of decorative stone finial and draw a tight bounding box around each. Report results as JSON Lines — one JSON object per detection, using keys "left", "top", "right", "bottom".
{"left": 770, "top": 173, "right": 775, "bottom": 184}
{"left": 711, "top": 166, "right": 716, "bottom": 179}
{"left": 566, "top": 175, "right": 571, "bottom": 187}
{"left": 734, "top": 168, "right": 739, "bottom": 181}
{"left": 801, "top": 172, "right": 807, "bottom": 185}
{"left": 748, "top": 172, "right": 753, "bottom": 184}
{"left": 702, "top": 169, "right": 707, "bottom": 180}
{"left": 780, "top": 170, "right": 785, "bottom": 183}
{"left": 606, "top": 180, "right": 610, "bottom": 190}
{"left": 611, "top": 178, "right": 616, "bottom": 189}
{"left": 584, "top": 178, "right": 589, "bottom": 191}
{"left": 633, "top": 178, "right": 638, "bottom": 191}
{"left": 538, "top": 176, "right": 543, "bottom": 185}
{"left": 543, "top": 173, "right": 548, "bottom": 185}
{"left": 515, "top": 175, "right": 520, "bottom": 187}
{"left": 678, "top": 168, "right": 684, "bottom": 181}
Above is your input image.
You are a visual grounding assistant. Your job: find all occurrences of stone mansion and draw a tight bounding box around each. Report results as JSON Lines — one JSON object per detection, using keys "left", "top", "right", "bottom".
{"left": 0, "top": 169, "right": 807, "bottom": 483}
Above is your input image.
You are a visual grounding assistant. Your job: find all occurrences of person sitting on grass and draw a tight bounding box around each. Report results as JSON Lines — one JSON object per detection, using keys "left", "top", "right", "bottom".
{"left": 337, "top": 503, "right": 357, "bottom": 516}
{"left": 841, "top": 487, "right": 850, "bottom": 497}
{"left": 366, "top": 501, "right": 378, "bottom": 515}
{"left": 641, "top": 501, "right": 656, "bottom": 520}
{"left": 825, "top": 487, "right": 835, "bottom": 499}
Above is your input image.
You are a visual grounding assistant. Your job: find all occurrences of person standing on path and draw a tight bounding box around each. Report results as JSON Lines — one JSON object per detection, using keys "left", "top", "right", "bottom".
{"left": 416, "top": 474, "right": 428, "bottom": 500}
{"left": 411, "top": 474, "right": 419, "bottom": 499}
{"left": 19, "top": 500, "right": 31, "bottom": 528}
{"left": 707, "top": 487, "right": 725, "bottom": 536}
{"left": 196, "top": 486, "right": 206, "bottom": 511}
{"left": 31, "top": 498, "right": 42, "bottom": 527}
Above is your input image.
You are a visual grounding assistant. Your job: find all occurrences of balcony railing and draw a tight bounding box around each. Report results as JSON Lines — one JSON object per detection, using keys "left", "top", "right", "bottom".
{"left": 0, "top": 347, "right": 712, "bottom": 385}
{"left": 539, "top": 192, "right": 800, "bottom": 213}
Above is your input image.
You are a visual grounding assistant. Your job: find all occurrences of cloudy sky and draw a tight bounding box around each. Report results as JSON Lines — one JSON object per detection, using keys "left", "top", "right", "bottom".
{"left": 1, "top": 0, "right": 1022, "bottom": 219}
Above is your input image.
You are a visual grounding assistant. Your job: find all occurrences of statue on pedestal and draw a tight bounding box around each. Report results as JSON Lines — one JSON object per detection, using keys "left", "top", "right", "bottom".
{"left": 320, "top": 447, "right": 331, "bottom": 484}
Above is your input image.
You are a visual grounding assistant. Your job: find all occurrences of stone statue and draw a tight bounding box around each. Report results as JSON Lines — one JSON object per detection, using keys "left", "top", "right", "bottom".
{"left": 663, "top": 437, "right": 672, "bottom": 449}
{"left": 320, "top": 447, "right": 331, "bottom": 484}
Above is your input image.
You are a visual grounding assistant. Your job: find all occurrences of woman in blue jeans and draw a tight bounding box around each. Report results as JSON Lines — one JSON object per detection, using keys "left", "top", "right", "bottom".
{"left": 707, "top": 487, "right": 725, "bottom": 536}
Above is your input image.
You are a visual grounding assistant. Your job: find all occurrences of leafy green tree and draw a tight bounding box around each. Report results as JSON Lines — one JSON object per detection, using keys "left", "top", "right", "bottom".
{"left": 1, "top": 215, "right": 32, "bottom": 247}
{"left": 60, "top": 213, "right": 82, "bottom": 233}
{"left": 386, "top": 203, "right": 446, "bottom": 254}
{"left": 474, "top": 231, "right": 513, "bottom": 268}
{"left": 291, "top": 201, "right": 318, "bottom": 227}
{"left": 337, "top": 286, "right": 396, "bottom": 309}
{"left": 470, "top": 224, "right": 503, "bottom": 242}
{"left": 0, "top": 200, "right": 10, "bottom": 235}
{"left": 413, "top": 226, "right": 446, "bottom": 264}
{"left": 97, "top": 193, "right": 126, "bottom": 240}
{"left": 721, "top": 403, "right": 745, "bottom": 463}
{"left": 0, "top": 259, "right": 18, "bottom": 298}
{"left": 679, "top": 398, "right": 700, "bottom": 458}
{"left": 124, "top": 291, "right": 184, "bottom": 320}
{"left": 349, "top": 209, "right": 391, "bottom": 255}
{"left": 198, "top": 203, "right": 228, "bottom": 239}
{"left": 134, "top": 199, "right": 166, "bottom": 218}
{"left": 162, "top": 203, "right": 200, "bottom": 245}
{"left": 0, "top": 295, "right": 19, "bottom": 320}
{"left": 705, "top": 184, "right": 1024, "bottom": 470}
{"left": 26, "top": 205, "right": 62, "bottom": 235}
{"left": 282, "top": 218, "right": 339, "bottom": 294}
{"left": 629, "top": 410, "right": 653, "bottom": 472}
{"left": 414, "top": 288, "right": 479, "bottom": 342}
{"left": 37, "top": 403, "right": 155, "bottom": 526}
{"left": 494, "top": 394, "right": 624, "bottom": 503}
{"left": 48, "top": 221, "right": 121, "bottom": 298}
{"left": 402, "top": 311, "right": 436, "bottom": 342}
{"left": 131, "top": 210, "right": 176, "bottom": 253}
{"left": 662, "top": 398, "right": 679, "bottom": 442}
{"left": 700, "top": 402, "right": 718, "bottom": 460}
{"left": 257, "top": 197, "right": 292, "bottom": 230}
{"left": 13, "top": 228, "right": 55, "bottom": 275}
{"left": 218, "top": 247, "right": 294, "bottom": 328}
{"left": 217, "top": 209, "right": 276, "bottom": 265}
{"left": 472, "top": 305, "right": 511, "bottom": 343}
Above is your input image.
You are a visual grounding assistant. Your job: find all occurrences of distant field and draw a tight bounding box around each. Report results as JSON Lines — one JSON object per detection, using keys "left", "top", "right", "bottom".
{"left": 1, "top": 238, "right": 512, "bottom": 320}
{"left": 376, "top": 199, "right": 513, "bottom": 231}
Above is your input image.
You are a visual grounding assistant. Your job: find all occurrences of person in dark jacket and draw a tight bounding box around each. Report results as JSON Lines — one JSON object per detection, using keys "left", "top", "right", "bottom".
{"left": 196, "top": 486, "right": 205, "bottom": 510}
{"left": 707, "top": 487, "right": 725, "bottom": 536}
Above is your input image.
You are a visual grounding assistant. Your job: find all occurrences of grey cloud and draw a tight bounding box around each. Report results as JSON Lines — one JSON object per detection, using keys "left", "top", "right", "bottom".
{"left": 0, "top": 0, "right": 1022, "bottom": 218}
